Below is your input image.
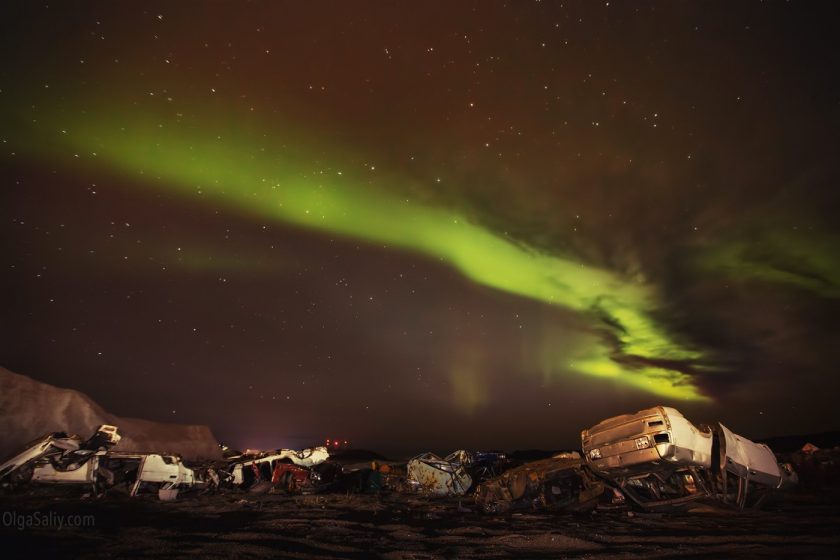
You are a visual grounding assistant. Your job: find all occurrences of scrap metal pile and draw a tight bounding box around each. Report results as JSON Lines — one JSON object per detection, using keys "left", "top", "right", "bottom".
{"left": 0, "top": 406, "right": 801, "bottom": 512}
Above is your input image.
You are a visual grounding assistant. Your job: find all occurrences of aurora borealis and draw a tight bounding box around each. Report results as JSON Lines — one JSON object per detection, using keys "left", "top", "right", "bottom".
{"left": 2, "top": 1, "right": 839, "bottom": 453}
{"left": 18, "top": 102, "right": 706, "bottom": 400}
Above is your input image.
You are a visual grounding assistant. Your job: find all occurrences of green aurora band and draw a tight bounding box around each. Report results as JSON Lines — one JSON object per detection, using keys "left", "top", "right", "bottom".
{"left": 16, "top": 104, "right": 708, "bottom": 400}
{"left": 695, "top": 232, "right": 840, "bottom": 299}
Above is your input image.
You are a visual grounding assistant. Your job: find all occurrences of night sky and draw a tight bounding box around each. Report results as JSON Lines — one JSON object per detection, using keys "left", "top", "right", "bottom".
{"left": 2, "top": 1, "right": 839, "bottom": 455}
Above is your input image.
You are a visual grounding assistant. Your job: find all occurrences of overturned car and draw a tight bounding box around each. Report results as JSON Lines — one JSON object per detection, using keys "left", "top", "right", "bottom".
{"left": 581, "top": 406, "right": 797, "bottom": 510}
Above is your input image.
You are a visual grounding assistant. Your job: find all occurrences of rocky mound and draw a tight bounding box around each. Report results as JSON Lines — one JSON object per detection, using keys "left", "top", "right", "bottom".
{"left": 0, "top": 366, "right": 221, "bottom": 460}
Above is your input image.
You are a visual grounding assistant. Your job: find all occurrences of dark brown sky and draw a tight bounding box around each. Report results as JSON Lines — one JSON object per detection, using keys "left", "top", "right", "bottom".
{"left": 2, "top": 1, "right": 839, "bottom": 455}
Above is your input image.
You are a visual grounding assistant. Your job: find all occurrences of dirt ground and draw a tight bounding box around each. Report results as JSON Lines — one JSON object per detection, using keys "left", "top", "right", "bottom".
{"left": 2, "top": 489, "right": 840, "bottom": 559}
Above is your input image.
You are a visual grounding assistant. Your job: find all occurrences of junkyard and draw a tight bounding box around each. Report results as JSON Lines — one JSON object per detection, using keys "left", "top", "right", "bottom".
{"left": 5, "top": 3, "right": 840, "bottom": 557}
{"left": 2, "top": 404, "right": 839, "bottom": 558}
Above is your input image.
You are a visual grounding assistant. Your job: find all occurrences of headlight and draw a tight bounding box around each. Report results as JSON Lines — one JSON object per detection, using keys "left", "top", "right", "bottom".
{"left": 589, "top": 448, "right": 601, "bottom": 460}
{"left": 635, "top": 436, "right": 651, "bottom": 450}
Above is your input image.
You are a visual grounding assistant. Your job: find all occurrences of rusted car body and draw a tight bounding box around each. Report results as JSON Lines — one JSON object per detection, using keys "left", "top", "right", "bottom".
{"left": 405, "top": 450, "right": 509, "bottom": 496}
{"left": 406, "top": 451, "right": 473, "bottom": 496}
{"left": 474, "top": 452, "right": 607, "bottom": 513}
{"left": 581, "top": 406, "right": 796, "bottom": 509}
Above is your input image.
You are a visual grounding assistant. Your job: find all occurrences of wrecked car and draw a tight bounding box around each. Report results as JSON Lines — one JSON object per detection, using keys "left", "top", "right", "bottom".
{"left": 406, "top": 451, "right": 473, "bottom": 496}
{"left": 233, "top": 446, "right": 329, "bottom": 468}
{"left": 0, "top": 426, "right": 199, "bottom": 500}
{"left": 581, "top": 406, "right": 797, "bottom": 510}
{"left": 307, "top": 460, "right": 344, "bottom": 492}
{"left": 277, "top": 446, "right": 330, "bottom": 467}
{"left": 463, "top": 451, "right": 510, "bottom": 483}
{"left": 790, "top": 443, "right": 840, "bottom": 489}
{"left": 100, "top": 452, "right": 198, "bottom": 498}
{"left": 474, "top": 451, "right": 608, "bottom": 513}
{"left": 230, "top": 455, "right": 301, "bottom": 491}
{"left": 266, "top": 460, "right": 344, "bottom": 494}
{"left": 228, "top": 446, "right": 338, "bottom": 494}
{"left": 0, "top": 425, "right": 122, "bottom": 493}
{"left": 333, "top": 461, "right": 408, "bottom": 494}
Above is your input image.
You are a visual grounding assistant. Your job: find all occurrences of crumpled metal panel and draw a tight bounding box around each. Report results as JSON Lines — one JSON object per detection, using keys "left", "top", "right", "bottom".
{"left": 31, "top": 455, "right": 101, "bottom": 483}
{"left": 0, "top": 435, "right": 64, "bottom": 482}
{"left": 276, "top": 446, "right": 330, "bottom": 468}
{"left": 406, "top": 452, "right": 472, "bottom": 496}
{"left": 137, "top": 454, "right": 196, "bottom": 486}
{"left": 719, "top": 423, "right": 782, "bottom": 488}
